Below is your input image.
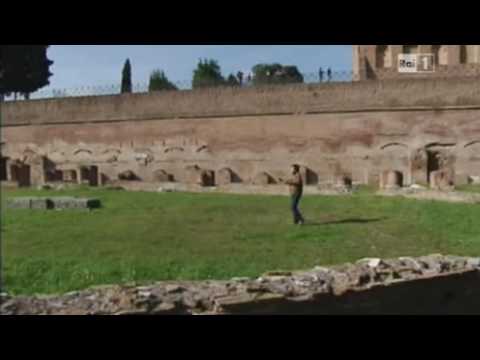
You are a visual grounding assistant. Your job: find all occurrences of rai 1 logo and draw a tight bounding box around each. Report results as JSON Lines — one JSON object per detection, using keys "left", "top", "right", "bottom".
{"left": 398, "top": 54, "right": 435, "bottom": 73}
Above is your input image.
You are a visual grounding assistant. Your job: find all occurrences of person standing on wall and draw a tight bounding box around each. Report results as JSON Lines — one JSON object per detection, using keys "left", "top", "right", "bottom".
{"left": 279, "top": 164, "right": 305, "bottom": 225}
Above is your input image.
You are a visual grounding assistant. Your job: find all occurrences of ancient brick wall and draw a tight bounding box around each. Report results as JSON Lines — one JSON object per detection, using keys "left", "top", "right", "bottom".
{"left": 1, "top": 78, "right": 480, "bottom": 188}
{"left": 4, "top": 77, "right": 480, "bottom": 127}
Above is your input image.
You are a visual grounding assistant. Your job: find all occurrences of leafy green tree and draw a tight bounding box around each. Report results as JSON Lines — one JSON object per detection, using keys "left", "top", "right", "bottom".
{"left": 252, "top": 63, "right": 304, "bottom": 85}
{"left": 148, "top": 70, "right": 177, "bottom": 92}
{"left": 121, "top": 59, "right": 132, "bottom": 93}
{"left": 0, "top": 45, "right": 53, "bottom": 100}
{"left": 192, "top": 59, "right": 225, "bottom": 89}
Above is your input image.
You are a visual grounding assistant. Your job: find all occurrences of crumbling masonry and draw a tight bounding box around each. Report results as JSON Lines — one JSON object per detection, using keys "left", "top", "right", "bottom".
{"left": 1, "top": 77, "right": 480, "bottom": 192}
{"left": 2, "top": 255, "right": 480, "bottom": 315}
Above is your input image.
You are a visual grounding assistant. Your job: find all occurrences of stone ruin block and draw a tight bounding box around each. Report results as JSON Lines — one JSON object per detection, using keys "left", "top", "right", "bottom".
{"left": 5, "top": 197, "right": 100, "bottom": 210}
{"left": 185, "top": 165, "right": 202, "bottom": 184}
{"left": 455, "top": 174, "right": 471, "bottom": 186}
{"left": 430, "top": 169, "right": 455, "bottom": 190}
{"left": 77, "top": 198, "right": 100, "bottom": 210}
{"left": 30, "top": 198, "right": 54, "bottom": 210}
{"left": 7, "top": 197, "right": 33, "bottom": 209}
{"left": 410, "top": 149, "right": 429, "bottom": 186}
{"left": 217, "top": 168, "right": 234, "bottom": 186}
{"left": 470, "top": 175, "right": 480, "bottom": 184}
{"left": 51, "top": 197, "right": 101, "bottom": 210}
{"left": 252, "top": 172, "right": 275, "bottom": 185}
{"left": 379, "top": 170, "right": 404, "bottom": 190}
{"left": 52, "top": 197, "right": 80, "bottom": 210}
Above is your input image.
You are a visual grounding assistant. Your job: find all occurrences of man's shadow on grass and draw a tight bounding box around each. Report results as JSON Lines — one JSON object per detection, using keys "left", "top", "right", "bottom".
{"left": 304, "top": 217, "right": 387, "bottom": 226}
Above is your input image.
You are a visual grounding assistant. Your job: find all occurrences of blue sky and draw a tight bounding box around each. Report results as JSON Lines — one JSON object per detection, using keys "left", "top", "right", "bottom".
{"left": 46, "top": 45, "right": 352, "bottom": 90}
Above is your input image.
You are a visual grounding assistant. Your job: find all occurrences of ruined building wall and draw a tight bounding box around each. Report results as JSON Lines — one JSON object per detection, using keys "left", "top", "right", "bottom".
{"left": 1, "top": 78, "right": 480, "bottom": 188}
{"left": 354, "top": 45, "right": 480, "bottom": 81}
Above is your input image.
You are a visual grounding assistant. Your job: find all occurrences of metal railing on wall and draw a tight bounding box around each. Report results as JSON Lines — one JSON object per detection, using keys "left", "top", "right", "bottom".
{"left": 2, "top": 71, "right": 354, "bottom": 102}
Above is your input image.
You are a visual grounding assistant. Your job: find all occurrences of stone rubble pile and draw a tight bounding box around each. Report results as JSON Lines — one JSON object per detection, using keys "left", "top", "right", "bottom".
{"left": 1, "top": 255, "right": 479, "bottom": 315}
{"left": 6, "top": 197, "right": 101, "bottom": 210}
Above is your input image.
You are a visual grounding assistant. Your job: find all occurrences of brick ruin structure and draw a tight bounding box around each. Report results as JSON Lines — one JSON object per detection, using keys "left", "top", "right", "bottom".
{"left": 1, "top": 61, "right": 480, "bottom": 192}
{"left": 353, "top": 45, "right": 480, "bottom": 81}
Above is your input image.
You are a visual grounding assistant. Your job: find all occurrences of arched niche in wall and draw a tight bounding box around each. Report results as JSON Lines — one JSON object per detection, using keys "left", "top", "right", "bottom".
{"left": 72, "top": 149, "right": 94, "bottom": 163}
{"left": 21, "top": 148, "right": 41, "bottom": 165}
{"left": 217, "top": 167, "right": 242, "bottom": 185}
{"left": 425, "top": 143, "right": 456, "bottom": 158}
{"left": 378, "top": 143, "right": 410, "bottom": 170}
{"left": 423, "top": 143, "right": 457, "bottom": 184}
{"left": 380, "top": 143, "right": 409, "bottom": 151}
{"left": 464, "top": 140, "right": 480, "bottom": 149}
{"left": 462, "top": 140, "right": 480, "bottom": 160}
{"left": 101, "top": 148, "right": 122, "bottom": 163}
{"left": 49, "top": 149, "right": 67, "bottom": 163}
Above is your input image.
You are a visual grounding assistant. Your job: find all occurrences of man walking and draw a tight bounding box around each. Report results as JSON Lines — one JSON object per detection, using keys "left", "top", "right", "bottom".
{"left": 281, "top": 164, "right": 305, "bottom": 225}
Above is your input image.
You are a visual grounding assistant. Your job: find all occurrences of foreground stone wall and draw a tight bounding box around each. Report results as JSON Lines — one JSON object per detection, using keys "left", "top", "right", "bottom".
{"left": 2, "top": 255, "right": 479, "bottom": 315}
{"left": 1, "top": 78, "right": 480, "bottom": 189}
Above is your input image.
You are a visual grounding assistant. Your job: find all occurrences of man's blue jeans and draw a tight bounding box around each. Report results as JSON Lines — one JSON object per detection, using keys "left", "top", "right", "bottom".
{"left": 291, "top": 193, "right": 304, "bottom": 224}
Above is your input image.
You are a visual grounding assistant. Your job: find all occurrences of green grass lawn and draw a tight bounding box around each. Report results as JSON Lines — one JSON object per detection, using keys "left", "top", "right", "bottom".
{"left": 2, "top": 186, "right": 480, "bottom": 296}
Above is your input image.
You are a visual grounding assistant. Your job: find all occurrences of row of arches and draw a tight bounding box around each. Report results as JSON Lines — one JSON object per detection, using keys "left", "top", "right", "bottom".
{"left": 378, "top": 141, "right": 480, "bottom": 185}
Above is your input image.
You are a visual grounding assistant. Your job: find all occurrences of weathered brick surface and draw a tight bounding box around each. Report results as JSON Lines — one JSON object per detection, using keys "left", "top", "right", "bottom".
{"left": 2, "top": 77, "right": 480, "bottom": 191}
